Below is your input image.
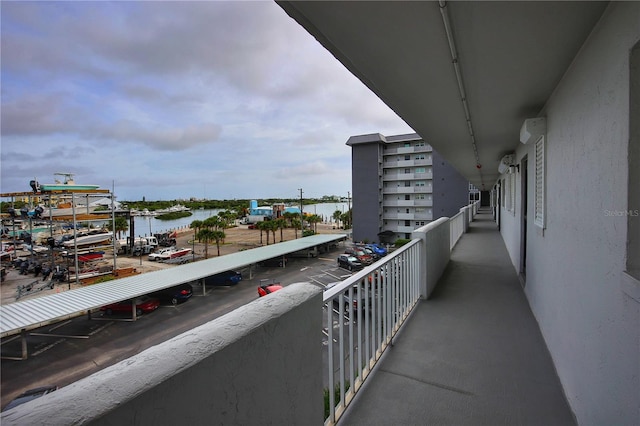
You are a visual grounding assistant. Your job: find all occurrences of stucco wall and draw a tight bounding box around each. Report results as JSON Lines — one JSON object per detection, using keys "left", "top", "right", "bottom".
{"left": 412, "top": 216, "right": 451, "bottom": 299}
{"left": 499, "top": 3, "right": 640, "bottom": 424}
{"left": 351, "top": 142, "right": 382, "bottom": 243}
{"left": 498, "top": 172, "right": 523, "bottom": 273}
{"left": 432, "top": 150, "right": 470, "bottom": 218}
{"left": 1, "top": 283, "right": 324, "bottom": 426}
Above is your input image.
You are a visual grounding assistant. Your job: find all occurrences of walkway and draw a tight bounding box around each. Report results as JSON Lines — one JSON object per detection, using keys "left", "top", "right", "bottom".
{"left": 340, "top": 208, "right": 575, "bottom": 425}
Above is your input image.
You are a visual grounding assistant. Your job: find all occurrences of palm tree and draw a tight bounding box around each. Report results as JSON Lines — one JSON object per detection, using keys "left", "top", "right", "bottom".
{"left": 332, "top": 210, "right": 342, "bottom": 228}
{"left": 203, "top": 215, "right": 224, "bottom": 231}
{"left": 211, "top": 230, "right": 226, "bottom": 256}
{"left": 340, "top": 209, "right": 352, "bottom": 230}
{"left": 190, "top": 220, "right": 203, "bottom": 242}
{"left": 307, "top": 214, "right": 322, "bottom": 234}
{"left": 268, "top": 220, "right": 279, "bottom": 244}
{"left": 197, "top": 228, "right": 216, "bottom": 259}
{"left": 291, "top": 218, "right": 301, "bottom": 239}
{"left": 275, "top": 218, "right": 287, "bottom": 242}
{"left": 217, "top": 210, "right": 236, "bottom": 228}
{"left": 106, "top": 216, "right": 128, "bottom": 238}
{"left": 282, "top": 211, "right": 296, "bottom": 227}
{"left": 256, "top": 221, "right": 268, "bottom": 245}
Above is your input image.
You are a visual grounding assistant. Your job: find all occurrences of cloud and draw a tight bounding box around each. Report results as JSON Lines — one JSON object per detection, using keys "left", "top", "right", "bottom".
{"left": 0, "top": 1, "right": 413, "bottom": 200}
{"left": 91, "top": 120, "right": 222, "bottom": 151}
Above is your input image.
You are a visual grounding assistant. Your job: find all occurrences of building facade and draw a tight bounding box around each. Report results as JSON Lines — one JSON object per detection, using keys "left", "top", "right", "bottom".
{"left": 347, "top": 133, "right": 468, "bottom": 243}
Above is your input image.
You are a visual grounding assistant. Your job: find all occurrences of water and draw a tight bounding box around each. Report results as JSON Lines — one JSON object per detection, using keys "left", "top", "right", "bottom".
{"left": 301, "top": 202, "right": 350, "bottom": 222}
{"left": 131, "top": 202, "right": 349, "bottom": 237}
{"left": 132, "top": 209, "right": 222, "bottom": 236}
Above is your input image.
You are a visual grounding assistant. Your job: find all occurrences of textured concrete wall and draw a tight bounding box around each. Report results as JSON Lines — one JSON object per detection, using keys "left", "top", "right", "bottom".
{"left": 1, "top": 283, "right": 324, "bottom": 426}
{"left": 499, "top": 3, "right": 640, "bottom": 424}
{"left": 412, "top": 217, "right": 451, "bottom": 299}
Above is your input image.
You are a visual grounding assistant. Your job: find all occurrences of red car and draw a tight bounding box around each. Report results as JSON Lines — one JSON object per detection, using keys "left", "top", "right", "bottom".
{"left": 344, "top": 248, "right": 374, "bottom": 265}
{"left": 100, "top": 296, "right": 160, "bottom": 316}
{"left": 258, "top": 279, "right": 283, "bottom": 297}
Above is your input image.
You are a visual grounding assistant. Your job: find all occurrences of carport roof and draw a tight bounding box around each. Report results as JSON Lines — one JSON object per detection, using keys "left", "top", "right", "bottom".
{"left": 0, "top": 234, "right": 346, "bottom": 338}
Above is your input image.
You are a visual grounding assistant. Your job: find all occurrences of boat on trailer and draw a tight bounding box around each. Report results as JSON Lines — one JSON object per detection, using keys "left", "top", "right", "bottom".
{"left": 31, "top": 173, "right": 100, "bottom": 192}
{"left": 62, "top": 231, "right": 113, "bottom": 248}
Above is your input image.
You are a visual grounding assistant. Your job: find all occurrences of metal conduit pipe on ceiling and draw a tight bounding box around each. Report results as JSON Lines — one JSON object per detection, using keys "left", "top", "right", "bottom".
{"left": 438, "top": 0, "right": 485, "bottom": 188}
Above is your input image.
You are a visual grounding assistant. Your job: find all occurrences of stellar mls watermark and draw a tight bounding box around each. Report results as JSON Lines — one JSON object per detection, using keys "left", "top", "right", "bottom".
{"left": 603, "top": 209, "right": 639, "bottom": 217}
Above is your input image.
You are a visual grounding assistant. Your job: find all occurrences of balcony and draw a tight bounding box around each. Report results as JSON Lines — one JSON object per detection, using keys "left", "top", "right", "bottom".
{"left": 383, "top": 212, "right": 431, "bottom": 221}
{"left": 383, "top": 186, "right": 432, "bottom": 195}
{"left": 383, "top": 198, "right": 433, "bottom": 208}
{"left": 384, "top": 158, "right": 432, "bottom": 168}
{"left": 1, "top": 204, "right": 573, "bottom": 425}
{"left": 383, "top": 172, "right": 433, "bottom": 181}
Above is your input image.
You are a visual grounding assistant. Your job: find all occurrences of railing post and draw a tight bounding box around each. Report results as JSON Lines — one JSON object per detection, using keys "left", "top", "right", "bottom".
{"left": 460, "top": 207, "right": 469, "bottom": 233}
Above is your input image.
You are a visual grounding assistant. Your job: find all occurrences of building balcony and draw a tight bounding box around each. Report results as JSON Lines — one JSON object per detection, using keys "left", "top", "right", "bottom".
{"left": 383, "top": 212, "right": 432, "bottom": 221}
{"left": 383, "top": 186, "right": 432, "bottom": 195}
{"left": 383, "top": 172, "right": 433, "bottom": 181}
{"left": 384, "top": 158, "right": 432, "bottom": 168}
{"left": 1, "top": 204, "right": 573, "bottom": 426}
{"left": 383, "top": 199, "right": 432, "bottom": 208}
{"left": 383, "top": 145, "right": 431, "bottom": 155}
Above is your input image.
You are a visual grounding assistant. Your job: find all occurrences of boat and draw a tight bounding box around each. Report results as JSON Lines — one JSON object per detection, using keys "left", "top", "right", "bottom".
{"left": 169, "top": 247, "right": 192, "bottom": 259}
{"left": 39, "top": 202, "right": 98, "bottom": 218}
{"left": 62, "top": 231, "right": 113, "bottom": 248}
{"left": 155, "top": 204, "right": 191, "bottom": 214}
{"left": 148, "top": 246, "right": 191, "bottom": 261}
{"left": 31, "top": 173, "right": 99, "bottom": 192}
{"left": 131, "top": 208, "right": 156, "bottom": 217}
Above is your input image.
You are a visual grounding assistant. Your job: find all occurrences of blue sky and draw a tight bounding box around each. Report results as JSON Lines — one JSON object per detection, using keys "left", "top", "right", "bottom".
{"left": 1, "top": 1, "right": 413, "bottom": 201}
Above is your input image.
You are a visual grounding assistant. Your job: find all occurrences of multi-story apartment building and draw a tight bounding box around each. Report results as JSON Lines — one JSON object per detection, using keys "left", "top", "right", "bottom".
{"left": 346, "top": 132, "right": 468, "bottom": 243}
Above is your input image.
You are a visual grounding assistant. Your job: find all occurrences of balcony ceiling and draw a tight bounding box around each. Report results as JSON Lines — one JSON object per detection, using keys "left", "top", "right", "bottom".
{"left": 277, "top": 1, "right": 608, "bottom": 190}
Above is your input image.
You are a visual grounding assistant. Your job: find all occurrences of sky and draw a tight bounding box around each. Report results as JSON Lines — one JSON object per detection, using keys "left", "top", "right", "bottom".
{"left": 0, "top": 1, "right": 413, "bottom": 202}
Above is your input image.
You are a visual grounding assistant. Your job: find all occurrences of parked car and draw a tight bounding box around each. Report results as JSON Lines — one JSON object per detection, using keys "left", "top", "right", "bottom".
{"left": 259, "top": 256, "right": 288, "bottom": 267}
{"left": 337, "top": 254, "right": 363, "bottom": 271}
{"left": 100, "top": 296, "right": 160, "bottom": 316}
{"left": 2, "top": 385, "right": 58, "bottom": 412}
{"left": 149, "top": 283, "right": 193, "bottom": 305}
{"left": 344, "top": 248, "right": 374, "bottom": 265}
{"left": 326, "top": 282, "right": 372, "bottom": 314}
{"left": 205, "top": 270, "right": 242, "bottom": 286}
{"left": 258, "top": 279, "right": 283, "bottom": 297}
{"left": 366, "top": 243, "right": 388, "bottom": 257}
{"left": 356, "top": 245, "right": 380, "bottom": 260}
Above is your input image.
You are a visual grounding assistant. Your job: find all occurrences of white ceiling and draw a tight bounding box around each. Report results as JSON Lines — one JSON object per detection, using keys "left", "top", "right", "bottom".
{"left": 278, "top": 1, "right": 608, "bottom": 190}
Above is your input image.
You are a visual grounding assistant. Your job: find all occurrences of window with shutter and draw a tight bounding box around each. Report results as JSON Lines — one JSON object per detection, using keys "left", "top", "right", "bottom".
{"left": 534, "top": 136, "right": 545, "bottom": 228}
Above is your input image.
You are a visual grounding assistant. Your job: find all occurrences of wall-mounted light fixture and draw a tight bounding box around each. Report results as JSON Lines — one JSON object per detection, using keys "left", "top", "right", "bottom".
{"left": 508, "top": 164, "right": 520, "bottom": 174}
{"left": 498, "top": 154, "right": 515, "bottom": 174}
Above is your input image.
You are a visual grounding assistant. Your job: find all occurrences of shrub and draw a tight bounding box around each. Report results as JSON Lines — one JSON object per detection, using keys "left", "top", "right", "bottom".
{"left": 394, "top": 238, "right": 410, "bottom": 247}
{"left": 324, "top": 381, "right": 350, "bottom": 420}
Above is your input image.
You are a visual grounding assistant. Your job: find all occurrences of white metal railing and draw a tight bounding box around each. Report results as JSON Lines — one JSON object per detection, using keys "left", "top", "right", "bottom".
{"left": 449, "top": 210, "right": 465, "bottom": 249}
{"left": 323, "top": 240, "right": 421, "bottom": 425}
{"left": 322, "top": 200, "right": 480, "bottom": 424}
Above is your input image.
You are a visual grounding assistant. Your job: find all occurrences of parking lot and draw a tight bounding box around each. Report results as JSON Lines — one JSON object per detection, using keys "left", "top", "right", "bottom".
{"left": 1, "top": 246, "right": 360, "bottom": 409}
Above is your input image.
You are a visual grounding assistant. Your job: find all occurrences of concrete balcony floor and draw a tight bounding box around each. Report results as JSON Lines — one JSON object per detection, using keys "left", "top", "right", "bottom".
{"left": 340, "top": 208, "right": 575, "bottom": 425}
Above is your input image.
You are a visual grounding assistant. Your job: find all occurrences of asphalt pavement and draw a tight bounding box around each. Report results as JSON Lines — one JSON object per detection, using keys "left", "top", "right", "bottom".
{"left": 0, "top": 246, "right": 351, "bottom": 410}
